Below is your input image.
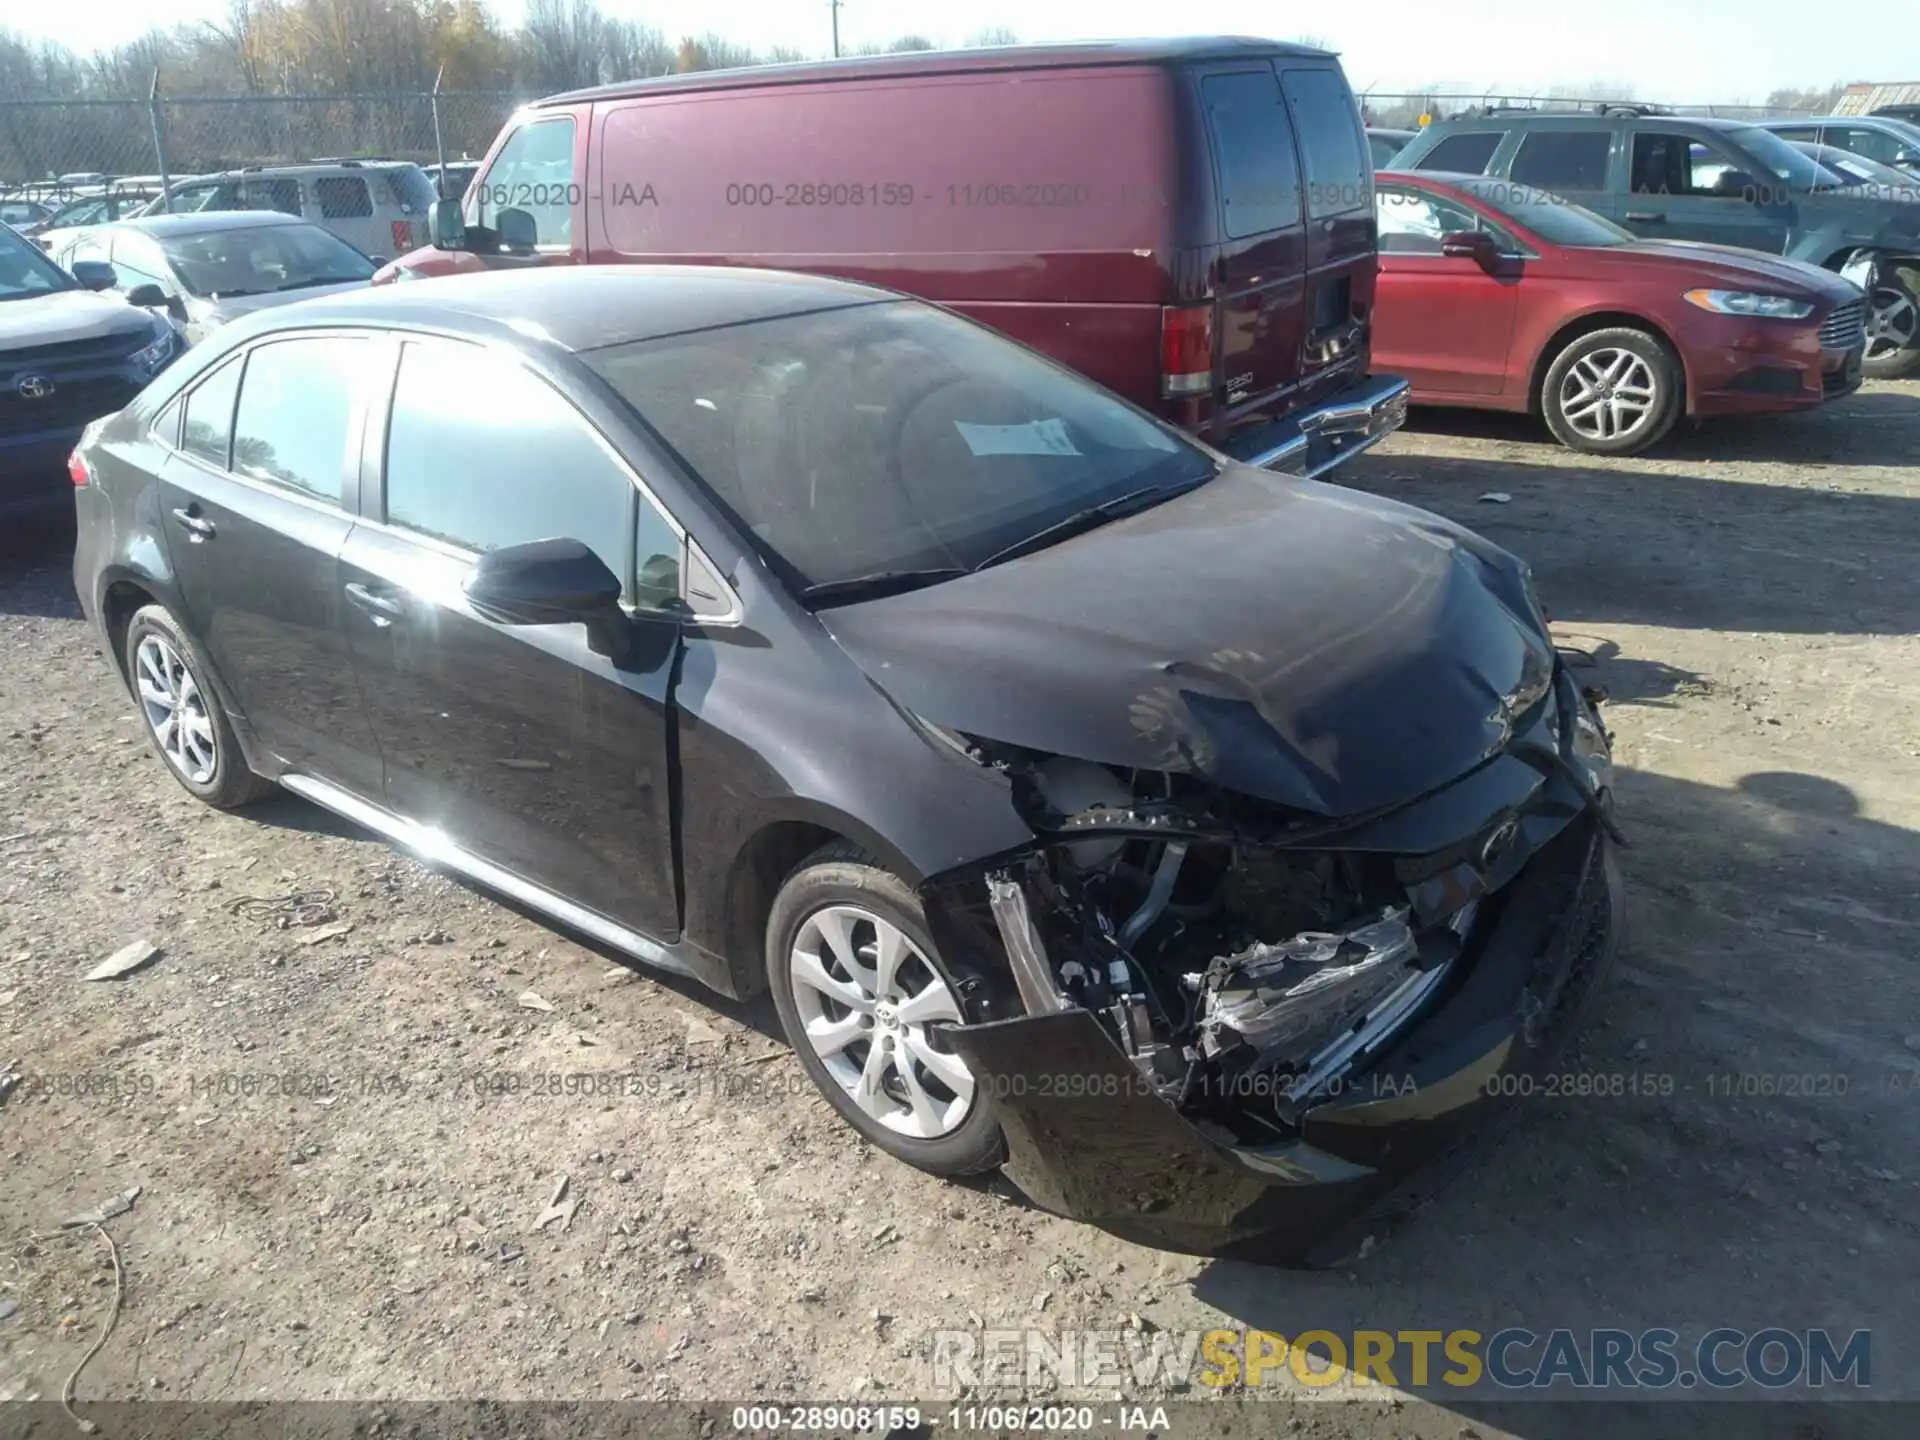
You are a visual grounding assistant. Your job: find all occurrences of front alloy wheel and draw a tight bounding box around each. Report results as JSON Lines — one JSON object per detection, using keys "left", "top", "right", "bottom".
{"left": 1862, "top": 281, "right": 1920, "bottom": 378}
{"left": 767, "top": 843, "right": 1004, "bottom": 1176}
{"left": 1540, "top": 327, "right": 1682, "bottom": 456}
{"left": 790, "top": 904, "right": 973, "bottom": 1138}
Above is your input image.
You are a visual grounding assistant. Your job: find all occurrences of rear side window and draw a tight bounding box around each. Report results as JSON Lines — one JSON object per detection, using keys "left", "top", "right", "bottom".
{"left": 240, "top": 179, "right": 302, "bottom": 216}
{"left": 381, "top": 166, "right": 438, "bottom": 214}
{"left": 1280, "top": 68, "right": 1371, "bottom": 217}
{"left": 315, "top": 176, "right": 373, "bottom": 219}
{"left": 1416, "top": 131, "right": 1503, "bottom": 175}
{"left": 383, "top": 341, "right": 637, "bottom": 589}
{"left": 1770, "top": 125, "right": 1817, "bottom": 143}
{"left": 1202, "top": 70, "right": 1303, "bottom": 238}
{"left": 1509, "top": 130, "right": 1613, "bottom": 191}
{"left": 181, "top": 356, "right": 244, "bottom": 468}
{"left": 229, "top": 338, "right": 363, "bottom": 501}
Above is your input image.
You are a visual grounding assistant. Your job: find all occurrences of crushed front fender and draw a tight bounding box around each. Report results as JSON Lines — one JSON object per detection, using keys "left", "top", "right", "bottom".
{"left": 939, "top": 811, "right": 1623, "bottom": 1265}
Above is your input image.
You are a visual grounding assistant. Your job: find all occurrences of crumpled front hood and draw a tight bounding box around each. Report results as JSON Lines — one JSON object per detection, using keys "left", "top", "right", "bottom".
{"left": 0, "top": 288, "right": 155, "bottom": 348}
{"left": 821, "top": 466, "right": 1554, "bottom": 819}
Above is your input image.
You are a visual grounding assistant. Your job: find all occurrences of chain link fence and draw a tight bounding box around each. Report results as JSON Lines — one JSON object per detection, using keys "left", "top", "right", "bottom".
{"left": 1, "top": 90, "right": 518, "bottom": 191}
{"left": 4, "top": 86, "right": 1840, "bottom": 194}
{"left": 1355, "top": 90, "right": 1829, "bottom": 128}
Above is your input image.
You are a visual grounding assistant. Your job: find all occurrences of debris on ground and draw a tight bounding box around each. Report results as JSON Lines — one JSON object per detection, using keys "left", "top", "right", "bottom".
{"left": 84, "top": 941, "right": 159, "bottom": 981}
{"left": 227, "top": 887, "right": 339, "bottom": 929}
{"left": 535, "top": 1175, "right": 580, "bottom": 1232}
{"left": 296, "top": 921, "right": 354, "bottom": 947}
{"left": 61, "top": 1185, "right": 142, "bottom": 1228}
{"left": 517, "top": 991, "right": 556, "bottom": 1012}
{"left": 1478, "top": 491, "right": 1513, "bottom": 504}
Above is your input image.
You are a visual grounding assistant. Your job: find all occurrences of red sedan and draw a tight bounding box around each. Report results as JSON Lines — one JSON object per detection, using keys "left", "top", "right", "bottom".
{"left": 1371, "top": 171, "right": 1869, "bottom": 454}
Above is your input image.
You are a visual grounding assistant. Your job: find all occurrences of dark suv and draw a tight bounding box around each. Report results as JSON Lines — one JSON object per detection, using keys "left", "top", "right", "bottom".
{"left": 1392, "top": 109, "right": 1920, "bottom": 377}
{"left": 2, "top": 221, "right": 182, "bottom": 518}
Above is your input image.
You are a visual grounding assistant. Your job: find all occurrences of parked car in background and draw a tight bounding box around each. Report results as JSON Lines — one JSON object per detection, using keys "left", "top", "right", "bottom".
{"left": 131, "top": 161, "right": 438, "bottom": 260}
{"left": 377, "top": 39, "right": 1408, "bottom": 476}
{"left": 0, "top": 197, "right": 55, "bottom": 229}
{"left": 72, "top": 264, "right": 1618, "bottom": 1264}
{"left": 0, "top": 220, "right": 180, "bottom": 518}
{"left": 1760, "top": 114, "right": 1920, "bottom": 176}
{"left": 1783, "top": 141, "right": 1920, "bottom": 204}
{"left": 423, "top": 160, "right": 478, "bottom": 199}
{"left": 1368, "top": 127, "right": 1417, "bottom": 167}
{"left": 1392, "top": 109, "right": 1920, "bottom": 376}
{"left": 1371, "top": 172, "right": 1867, "bottom": 454}
{"left": 28, "top": 183, "right": 165, "bottom": 250}
{"left": 48, "top": 212, "right": 376, "bottom": 346}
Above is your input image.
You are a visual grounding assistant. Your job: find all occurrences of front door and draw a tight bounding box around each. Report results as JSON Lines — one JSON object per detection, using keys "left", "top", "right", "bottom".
{"left": 153, "top": 335, "right": 385, "bottom": 796}
{"left": 1372, "top": 185, "right": 1522, "bottom": 396}
{"left": 338, "top": 336, "right": 681, "bottom": 940}
{"left": 1625, "top": 127, "right": 1795, "bottom": 253}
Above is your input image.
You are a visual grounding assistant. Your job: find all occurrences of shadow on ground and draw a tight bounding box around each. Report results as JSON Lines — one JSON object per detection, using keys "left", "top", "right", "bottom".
{"left": 1350, "top": 450, "right": 1920, "bottom": 637}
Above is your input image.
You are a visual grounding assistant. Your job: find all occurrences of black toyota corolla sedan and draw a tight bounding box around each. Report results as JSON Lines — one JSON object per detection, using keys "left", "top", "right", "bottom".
{"left": 72, "top": 267, "right": 1621, "bottom": 1265}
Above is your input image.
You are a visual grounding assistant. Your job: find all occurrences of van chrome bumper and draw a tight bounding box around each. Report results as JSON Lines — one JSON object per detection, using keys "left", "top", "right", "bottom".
{"left": 1221, "top": 373, "right": 1410, "bottom": 480}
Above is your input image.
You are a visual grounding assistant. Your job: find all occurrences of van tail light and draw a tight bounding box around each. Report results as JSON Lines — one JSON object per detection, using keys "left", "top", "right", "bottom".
{"left": 1160, "top": 303, "right": 1215, "bottom": 399}
{"left": 68, "top": 449, "right": 92, "bottom": 487}
{"left": 392, "top": 219, "right": 414, "bottom": 253}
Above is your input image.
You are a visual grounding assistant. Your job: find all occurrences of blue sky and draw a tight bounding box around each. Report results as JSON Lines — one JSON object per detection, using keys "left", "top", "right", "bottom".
{"left": 17, "top": 0, "right": 1920, "bottom": 103}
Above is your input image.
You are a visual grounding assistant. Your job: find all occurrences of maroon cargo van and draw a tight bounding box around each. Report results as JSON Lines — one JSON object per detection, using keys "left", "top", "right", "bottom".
{"left": 379, "top": 38, "right": 1408, "bottom": 476}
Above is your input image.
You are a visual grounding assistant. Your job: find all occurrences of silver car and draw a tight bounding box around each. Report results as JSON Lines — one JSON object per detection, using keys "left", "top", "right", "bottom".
{"left": 52, "top": 210, "right": 375, "bottom": 346}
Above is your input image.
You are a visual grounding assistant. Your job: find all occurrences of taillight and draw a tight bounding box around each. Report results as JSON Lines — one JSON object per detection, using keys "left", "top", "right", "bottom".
{"left": 68, "top": 449, "right": 92, "bottom": 487}
{"left": 392, "top": 219, "right": 413, "bottom": 252}
{"left": 1160, "top": 303, "right": 1215, "bottom": 399}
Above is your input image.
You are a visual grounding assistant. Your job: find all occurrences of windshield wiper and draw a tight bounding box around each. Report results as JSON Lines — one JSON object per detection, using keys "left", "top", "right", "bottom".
{"left": 800, "top": 567, "right": 970, "bottom": 606}
{"left": 274, "top": 276, "right": 358, "bottom": 292}
{"left": 974, "top": 476, "right": 1209, "bottom": 571}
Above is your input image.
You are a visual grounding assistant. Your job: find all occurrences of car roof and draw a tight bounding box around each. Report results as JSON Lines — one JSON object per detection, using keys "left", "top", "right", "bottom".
{"left": 1761, "top": 114, "right": 1908, "bottom": 126}
{"left": 537, "top": 36, "right": 1332, "bottom": 107}
{"left": 189, "top": 161, "right": 419, "bottom": 180}
{"left": 113, "top": 211, "right": 310, "bottom": 236}
{"left": 234, "top": 265, "right": 902, "bottom": 351}
{"left": 1427, "top": 111, "right": 1754, "bottom": 132}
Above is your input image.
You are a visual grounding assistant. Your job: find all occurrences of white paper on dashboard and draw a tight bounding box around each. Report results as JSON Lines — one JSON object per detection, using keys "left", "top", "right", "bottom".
{"left": 952, "top": 418, "right": 1083, "bottom": 457}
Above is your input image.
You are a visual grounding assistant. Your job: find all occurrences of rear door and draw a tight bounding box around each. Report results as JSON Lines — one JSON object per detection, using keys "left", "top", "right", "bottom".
{"left": 1277, "top": 65, "right": 1377, "bottom": 386}
{"left": 152, "top": 335, "right": 386, "bottom": 796}
{"left": 1194, "top": 65, "right": 1308, "bottom": 419}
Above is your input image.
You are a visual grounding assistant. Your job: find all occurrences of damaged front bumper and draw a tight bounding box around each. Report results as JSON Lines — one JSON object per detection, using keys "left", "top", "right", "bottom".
{"left": 933, "top": 671, "right": 1624, "bottom": 1265}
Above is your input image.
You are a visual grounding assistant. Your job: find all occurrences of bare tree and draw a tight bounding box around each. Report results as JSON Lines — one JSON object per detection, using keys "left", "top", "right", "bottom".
{"left": 885, "top": 35, "right": 934, "bottom": 52}
{"left": 964, "top": 26, "right": 1018, "bottom": 47}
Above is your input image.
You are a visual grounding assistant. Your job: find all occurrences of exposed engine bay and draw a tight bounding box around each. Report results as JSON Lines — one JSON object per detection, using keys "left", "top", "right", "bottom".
{"left": 980, "top": 754, "right": 1498, "bottom": 1146}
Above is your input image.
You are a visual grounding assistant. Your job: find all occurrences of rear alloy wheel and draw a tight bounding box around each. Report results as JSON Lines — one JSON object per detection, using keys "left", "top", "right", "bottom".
{"left": 767, "top": 843, "right": 1004, "bottom": 1176}
{"left": 125, "top": 603, "right": 274, "bottom": 809}
{"left": 1540, "top": 327, "right": 1682, "bottom": 456}
{"left": 1862, "top": 279, "right": 1920, "bottom": 379}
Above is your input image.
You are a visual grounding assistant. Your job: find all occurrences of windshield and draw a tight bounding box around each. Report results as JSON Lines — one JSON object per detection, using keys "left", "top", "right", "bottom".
{"left": 585, "top": 300, "right": 1218, "bottom": 596}
{"left": 160, "top": 223, "right": 374, "bottom": 298}
{"left": 0, "top": 223, "right": 77, "bottom": 300}
{"left": 46, "top": 195, "right": 110, "bottom": 227}
{"left": 1460, "top": 180, "right": 1638, "bottom": 246}
{"left": 1725, "top": 126, "right": 1829, "bottom": 190}
{"left": 1790, "top": 142, "right": 1920, "bottom": 197}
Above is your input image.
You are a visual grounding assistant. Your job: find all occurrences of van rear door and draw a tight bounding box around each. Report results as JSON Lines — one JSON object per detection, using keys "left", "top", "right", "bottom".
{"left": 1192, "top": 64, "right": 1309, "bottom": 439}
{"left": 1276, "top": 65, "right": 1376, "bottom": 392}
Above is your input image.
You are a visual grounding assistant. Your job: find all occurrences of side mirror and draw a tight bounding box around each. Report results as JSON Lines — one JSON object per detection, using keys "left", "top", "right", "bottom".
{"left": 1440, "top": 230, "right": 1497, "bottom": 264}
{"left": 427, "top": 197, "right": 467, "bottom": 250}
{"left": 70, "top": 259, "right": 116, "bottom": 291}
{"left": 367, "top": 255, "right": 387, "bottom": 267}
{"left": 124, "top": 282, "right": 170, "bottom": 309}
{"left": 464, "top": 537, "right": 622, "bottom": 628}
{"left": 496, "top": 206, "right": 537, "bottom": 251}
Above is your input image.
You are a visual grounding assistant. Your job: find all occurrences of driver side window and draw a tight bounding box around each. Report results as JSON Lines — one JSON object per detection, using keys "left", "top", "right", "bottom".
{"left": 1375, "top": 187, "right": 1484, "bottom": 254}
{"left": 465, "top": 117, "right": 577, "bottom": 248}
{"left": 1631, "top": 132, "right": 1750, "bottom": 197}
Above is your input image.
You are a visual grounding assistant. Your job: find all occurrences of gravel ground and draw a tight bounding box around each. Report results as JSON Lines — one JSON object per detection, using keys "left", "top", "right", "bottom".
{"left": 3, "top": 381, "right": 1919, "bottom": 1439}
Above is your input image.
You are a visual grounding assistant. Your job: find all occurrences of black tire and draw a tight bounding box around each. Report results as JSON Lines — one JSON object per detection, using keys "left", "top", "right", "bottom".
{"left": 124, "top": 603, "right": 275, "bottom": 809}
{"left": 1539, "top": 326, "right": 1683, "bottom": 456}
{"left": 766, "top": 840, "right": 1005, "bottom": 1177}
{"left": 1861, "top": 276, "right": 1920, "bottom": 380}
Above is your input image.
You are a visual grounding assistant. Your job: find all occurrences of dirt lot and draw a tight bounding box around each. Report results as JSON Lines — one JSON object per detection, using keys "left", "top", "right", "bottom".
{"left": 4, "top": 382, "right": 1919, "bottom": 1439}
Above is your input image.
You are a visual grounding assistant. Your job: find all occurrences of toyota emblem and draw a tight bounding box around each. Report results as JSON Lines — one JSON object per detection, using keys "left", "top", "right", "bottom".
{"left": 16, "top": 374, "right": 56, "bottom": 401}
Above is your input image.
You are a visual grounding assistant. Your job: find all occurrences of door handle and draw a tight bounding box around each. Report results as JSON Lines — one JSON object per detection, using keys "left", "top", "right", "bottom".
{"left": 1624, "top": 210, "right": 1665, "bottom": 222}
{"left": 169, "top": 505, "right": 215, "bottom": 542}
{"left": 344, "top": 582, "right": 406, "bottom": 626}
